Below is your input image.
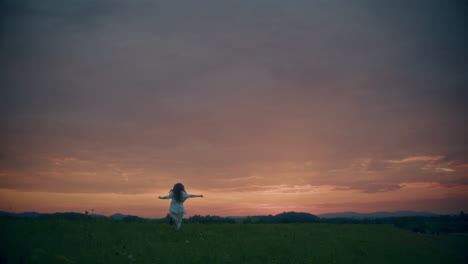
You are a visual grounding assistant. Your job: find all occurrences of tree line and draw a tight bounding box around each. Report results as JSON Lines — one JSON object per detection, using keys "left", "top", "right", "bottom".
{"left": 2, "top": 210, "right": 467, "bottom": 234}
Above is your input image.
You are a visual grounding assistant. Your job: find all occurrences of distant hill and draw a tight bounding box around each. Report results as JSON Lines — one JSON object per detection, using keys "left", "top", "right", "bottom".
{"left": 110, "top": 213, "right": 128, "bottom": 220}
{"left": 0, "top": 211, "right": 43, "bottom": 218}
{"left": 38, "top": 212, "right": 91, "bottom": 220}
{"left": 274, "top": 212, "right": 320, "bottom": 223}
{"left": 246, "top": 212, "right": 320, "bottom": 223}
{"left": 90, "top": 214, "right": 107, "bottom": 218}
{"left": 319, "top": 211, "right": 437, "bottom": 219}
{"left": 0, "top": 211, "right": 142, "bottom": 221}
{"left": 0, "top": 212, "right": 42, "bottom": 218}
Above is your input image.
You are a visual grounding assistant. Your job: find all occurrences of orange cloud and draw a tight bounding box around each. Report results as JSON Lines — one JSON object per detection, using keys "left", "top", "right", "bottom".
{"left": 421, "top": 167, "right": 455, "bottom": 172}
{"left": 384, "top": 156, "right": 445, "bottom": 164}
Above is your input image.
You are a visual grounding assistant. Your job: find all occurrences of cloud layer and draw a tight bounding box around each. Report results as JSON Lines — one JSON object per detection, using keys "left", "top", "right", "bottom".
{"left": 1, "top": 0, "right": 467, "bottom": 216}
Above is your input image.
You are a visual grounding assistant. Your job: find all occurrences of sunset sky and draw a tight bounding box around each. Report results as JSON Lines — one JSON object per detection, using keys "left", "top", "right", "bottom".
{"left": 1, "top": 0, "right": 467, "bottom": 218}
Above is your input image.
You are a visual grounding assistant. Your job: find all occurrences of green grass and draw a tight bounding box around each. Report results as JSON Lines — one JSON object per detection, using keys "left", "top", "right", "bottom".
{"left": 1, "top": 218, "right": 467, "bottom": 264}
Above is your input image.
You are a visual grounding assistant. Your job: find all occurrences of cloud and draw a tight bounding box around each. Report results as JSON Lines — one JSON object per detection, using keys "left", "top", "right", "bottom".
{"left": 421, "top": 167, "right": 455, "bottom": 172}
{"left": 382, "top": 155, "right": 460, "bottom": 174}
{"left": 385, "top": 156, "right": 445, "bottom": 164}
{"left": 0, "top": 0, "right": 467, "bottom": 215}
{"left": 337, "top": 183, "right": 403, "bottom": 194}
{"left": 206, "top": 184, "right": 331, "bottom": 194}
{"left": 257, "top": 184, "right": 337, "bottom": 194}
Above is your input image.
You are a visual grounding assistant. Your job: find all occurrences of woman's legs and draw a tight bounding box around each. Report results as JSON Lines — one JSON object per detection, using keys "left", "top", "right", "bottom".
{"left": 170, "top": 212, "right": 183, "bottom": 230}
{"left": 176, "top": 216, "right": 183, "bottom": 230}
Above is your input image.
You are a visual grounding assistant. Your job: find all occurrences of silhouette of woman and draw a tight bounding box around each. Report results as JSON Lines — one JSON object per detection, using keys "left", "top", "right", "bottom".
{"left": 158, "top": 183, "right": 203, "bottom": 230}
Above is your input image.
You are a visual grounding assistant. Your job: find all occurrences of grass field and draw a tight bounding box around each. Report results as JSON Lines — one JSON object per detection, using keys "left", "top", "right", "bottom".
{"left": 1, "top": 218, "right": 467, "bottom": 264}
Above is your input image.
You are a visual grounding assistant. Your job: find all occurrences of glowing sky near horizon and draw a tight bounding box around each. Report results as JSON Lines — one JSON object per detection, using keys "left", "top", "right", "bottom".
{"left": 1, "top": 0, "right": 467, "bottom": 218}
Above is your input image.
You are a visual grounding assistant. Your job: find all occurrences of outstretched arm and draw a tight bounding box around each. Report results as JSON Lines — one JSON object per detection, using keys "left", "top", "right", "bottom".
{"left": 190, "top": 194, "right": 203, "bottom": 198}
{"left": 158, "top": 195, "right": 170, "bottom": 199}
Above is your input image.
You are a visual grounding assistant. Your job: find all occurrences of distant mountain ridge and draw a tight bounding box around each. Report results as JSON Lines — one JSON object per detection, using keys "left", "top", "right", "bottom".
{"left": 318, "top": 211, "right": 437, "bottom": 219}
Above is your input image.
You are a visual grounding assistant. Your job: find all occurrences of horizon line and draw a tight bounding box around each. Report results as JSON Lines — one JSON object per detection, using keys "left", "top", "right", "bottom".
{"left": 2, "top": 209, "right": 461, "bottom": 219}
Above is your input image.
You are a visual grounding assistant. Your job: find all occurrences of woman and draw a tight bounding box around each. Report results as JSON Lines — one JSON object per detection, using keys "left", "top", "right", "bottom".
{"left": 158, "top": 183, "right": 203, "bottom": 230}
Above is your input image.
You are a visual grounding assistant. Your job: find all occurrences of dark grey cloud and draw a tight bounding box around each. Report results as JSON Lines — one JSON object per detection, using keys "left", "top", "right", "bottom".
{"left": 1, "top": 0, "right": 467, "bottom": 195}
{"left": 334, "top": 183, "right": 403, "bottom": 193}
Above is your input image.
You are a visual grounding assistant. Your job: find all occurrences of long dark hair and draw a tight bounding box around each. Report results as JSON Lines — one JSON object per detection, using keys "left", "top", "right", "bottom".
{"left": 169, "top": 183, "right": 186, "bottom": 202}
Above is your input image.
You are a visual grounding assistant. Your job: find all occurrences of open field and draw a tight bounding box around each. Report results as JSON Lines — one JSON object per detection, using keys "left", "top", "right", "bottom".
{"left": 1, "top": 218, "right": 467, "bottom": 264}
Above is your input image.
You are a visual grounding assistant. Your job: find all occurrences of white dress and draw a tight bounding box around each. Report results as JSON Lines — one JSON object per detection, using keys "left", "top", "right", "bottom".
{"left": 161, "top": 191, "right": 192, "bottom": 216}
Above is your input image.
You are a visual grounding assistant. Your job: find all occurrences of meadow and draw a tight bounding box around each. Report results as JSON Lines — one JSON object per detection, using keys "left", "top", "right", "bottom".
{"left": 1, "top": 217, "right": 467, "bottom": 264}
